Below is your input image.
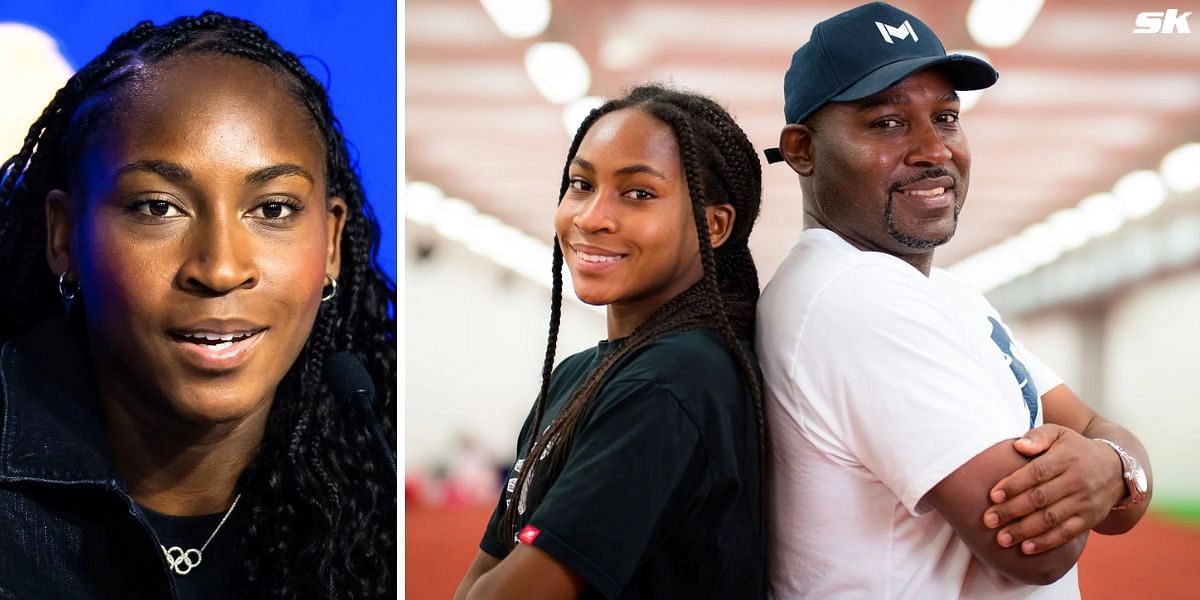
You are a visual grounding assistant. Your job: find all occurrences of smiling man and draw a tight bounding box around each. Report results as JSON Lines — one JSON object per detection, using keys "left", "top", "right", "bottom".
{"left": 756, "top": 3, "right": 1152, "bottom": 598}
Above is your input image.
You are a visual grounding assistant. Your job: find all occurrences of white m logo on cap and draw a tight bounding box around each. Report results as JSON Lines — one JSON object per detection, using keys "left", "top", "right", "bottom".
{"left": 875, "top": 20, "right": 919, "bottom": 44}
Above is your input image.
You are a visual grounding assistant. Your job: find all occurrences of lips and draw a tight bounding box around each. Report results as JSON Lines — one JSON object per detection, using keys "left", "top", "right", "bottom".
{"left": 173, "top": 330, "right": 257, "bottom": 350}
{"left": 569, "top": 243, "right": 627, "bottom": 273}
{"left": 168, "top": 321, "right": 268, "bottom": 372}
{"left": 897, "top": 186, "right": 946, "bottom": 197}
{"left": 894, "top": 176, "right": 955, "bottom": 209}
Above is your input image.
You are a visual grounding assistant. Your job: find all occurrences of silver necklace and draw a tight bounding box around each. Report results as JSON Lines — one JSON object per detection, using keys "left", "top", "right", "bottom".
{"left": 160, "top": 494, "right": 242, "bottom": 576}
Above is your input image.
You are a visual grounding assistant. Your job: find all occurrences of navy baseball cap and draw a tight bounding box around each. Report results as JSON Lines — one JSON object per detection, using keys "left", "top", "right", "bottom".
{"left": 765, "top": 2, "right": 998, "bottom": 163}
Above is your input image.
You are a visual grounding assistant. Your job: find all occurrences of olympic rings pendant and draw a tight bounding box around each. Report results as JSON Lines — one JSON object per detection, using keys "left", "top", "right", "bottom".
{"left": 162, "top": 545, "right": 203, "bottom": 576}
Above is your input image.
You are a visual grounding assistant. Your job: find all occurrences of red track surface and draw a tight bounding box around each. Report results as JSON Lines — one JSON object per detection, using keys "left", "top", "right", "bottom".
{"left": 406, "top": 506, "right": 1200, "bottom": 599}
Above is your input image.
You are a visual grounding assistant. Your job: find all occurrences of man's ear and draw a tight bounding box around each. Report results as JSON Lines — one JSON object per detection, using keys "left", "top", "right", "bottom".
{"left": 704, "top": 203, "right": 736, "bottom": 249}
{"left": 779, "top": 123, "right": 816, "bottom": 177}
{"left": 45, "top": 190, "right": 74, "bottom": 277}
{"left": 325, "top": 196, "right": 348, "bottom": 279}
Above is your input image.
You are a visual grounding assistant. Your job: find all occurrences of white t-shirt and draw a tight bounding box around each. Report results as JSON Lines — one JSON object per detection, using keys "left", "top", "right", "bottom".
{"left": 757, "top": 229, "right": 1078, "bottom": 599}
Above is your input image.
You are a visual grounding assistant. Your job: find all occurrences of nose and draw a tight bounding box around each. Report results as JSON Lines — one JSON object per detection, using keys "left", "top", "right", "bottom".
{"left": 176, "top": 213, "right": 259, "bottom": 295}
{"left": 571, "top": 190, "right": 618, "bottom": 233}
{"left": 905, "top": 120, "right": 953, "bottom": 167}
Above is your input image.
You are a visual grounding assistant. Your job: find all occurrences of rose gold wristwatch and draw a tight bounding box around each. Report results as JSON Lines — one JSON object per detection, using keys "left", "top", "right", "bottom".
{"left": 1095, "top": 438, "right": 1148, "bottom": 510}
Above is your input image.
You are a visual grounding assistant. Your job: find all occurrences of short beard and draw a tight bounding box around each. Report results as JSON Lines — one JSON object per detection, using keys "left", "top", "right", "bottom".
{"left": 884, "top": 168, "right": 962, "bottom": 250}
{"left": 884, "top": 196, "right": 961, "bottom": 249}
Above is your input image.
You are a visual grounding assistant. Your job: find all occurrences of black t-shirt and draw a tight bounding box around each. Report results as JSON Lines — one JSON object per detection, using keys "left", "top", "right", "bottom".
{"left": 141, "top": 504, "right": 241, "bottom": 600}
{"left": 480, "top": 329, "right": 765, "bottom": 599}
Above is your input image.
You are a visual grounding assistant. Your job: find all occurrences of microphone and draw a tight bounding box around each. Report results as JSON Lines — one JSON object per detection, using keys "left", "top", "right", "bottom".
{"left": 325, "top": 352, "right": 396, "bottom": 483}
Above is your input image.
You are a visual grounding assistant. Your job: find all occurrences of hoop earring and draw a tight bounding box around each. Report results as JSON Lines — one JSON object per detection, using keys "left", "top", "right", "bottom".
{"left": 58, "top": 272, "right": 77, "bottom": 302}
{"left": 58, "top": 271, "right": 78, "bottom": 312}
{"left": 321, "top": 273, "right": 338, "bottom": 302}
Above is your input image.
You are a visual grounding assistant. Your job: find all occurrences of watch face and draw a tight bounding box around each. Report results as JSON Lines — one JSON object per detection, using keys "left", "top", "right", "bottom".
{"left": 1133, "top": 466, "right": 1149, "bottom": 494}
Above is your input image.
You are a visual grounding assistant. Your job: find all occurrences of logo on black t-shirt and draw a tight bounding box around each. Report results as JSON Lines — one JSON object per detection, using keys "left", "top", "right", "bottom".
{"left": 517, "top": 525, "right": 541, "bottom": 545}
{"left": 505, "top": 433, "right": 559, "bottom": 516}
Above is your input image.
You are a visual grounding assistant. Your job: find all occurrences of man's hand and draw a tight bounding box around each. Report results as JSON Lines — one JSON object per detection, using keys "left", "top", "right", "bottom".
{"left": 982, "top": 424, "right": 1125, "bottom": 555}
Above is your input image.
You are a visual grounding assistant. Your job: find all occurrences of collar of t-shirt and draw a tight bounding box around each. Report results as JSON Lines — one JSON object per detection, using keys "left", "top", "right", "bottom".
{"left": 596, "top": 337, "right": 627, "bottom": 359}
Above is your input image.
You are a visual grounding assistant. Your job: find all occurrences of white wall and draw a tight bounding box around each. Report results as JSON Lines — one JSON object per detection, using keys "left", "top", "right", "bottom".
{"left": 1104, "top": 269, "right": 1200, "bottom": 503}
{"left": 404, "top": 226, "right": 606, "bottom": 469}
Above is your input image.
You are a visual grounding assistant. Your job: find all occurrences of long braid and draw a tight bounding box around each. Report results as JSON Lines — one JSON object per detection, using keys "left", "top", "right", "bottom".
{"left": 499, "top": 84, "right": 765, "bottom": 548}
{"left": 660, "top": 104, "right": 768, "bottom": 518}
{"left": 0, "top": 13, "right": 396, "bottom": 597}
{"left": 532, "top": 244, "right": 564, "bottom": 434}
{"left": 667, "top": 95, "right": 767, "bottom": 490}
{"left": 682, "top": 99, "right": 768, "bottom": 500}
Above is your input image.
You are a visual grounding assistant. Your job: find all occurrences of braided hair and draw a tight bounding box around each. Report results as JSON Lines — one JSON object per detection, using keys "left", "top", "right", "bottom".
{"left": 0, "top": 13, "right": 395, "bottom": 597}
{"left": 498, "top": 84, "right": 765, "bottom": 546}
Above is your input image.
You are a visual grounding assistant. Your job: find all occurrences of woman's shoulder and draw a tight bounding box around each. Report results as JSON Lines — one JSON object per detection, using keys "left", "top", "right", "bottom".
{"left": 613, "top": 329, "right": 754, "bottom": 400}
{"left": 640, "top": 326, "right": 740, "bottom": 360}
{"left": 552, "top": 344, "right": 602, "bottom": 379}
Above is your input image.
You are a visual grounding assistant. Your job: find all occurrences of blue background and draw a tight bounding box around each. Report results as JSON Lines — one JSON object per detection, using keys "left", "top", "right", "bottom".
{"left": 0, "top": 0, "right": 398, "bottom": 284}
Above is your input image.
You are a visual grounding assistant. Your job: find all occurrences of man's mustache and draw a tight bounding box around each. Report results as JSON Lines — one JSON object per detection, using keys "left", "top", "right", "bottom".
{"left": 889, "top": 168, "right": 956, "bottom": 192}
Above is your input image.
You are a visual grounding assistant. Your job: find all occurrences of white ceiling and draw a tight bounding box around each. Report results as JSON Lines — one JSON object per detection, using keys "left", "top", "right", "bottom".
{"left": 406, "top": 0, "right": 1200, "bottom": 282}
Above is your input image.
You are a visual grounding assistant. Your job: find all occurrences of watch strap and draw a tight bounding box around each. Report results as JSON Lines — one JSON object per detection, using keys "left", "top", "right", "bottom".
{"left": 1094, "top": 438, "right": 1145, "bottom": 510}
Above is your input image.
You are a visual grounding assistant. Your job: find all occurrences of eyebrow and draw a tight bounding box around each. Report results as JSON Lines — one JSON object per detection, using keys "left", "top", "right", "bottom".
{"left": 117, "top": 159, "right": 192, "bottom": 183}
{"left": 855, "top": 90, "right": 960, "bottom": 112}
{"left": 571, "top": 157, "right": 667, "bottom": 180}
{"left": 245, "top": 163, "right": 315, "bottom": 185}
{"left": 115, "top": 160, "right": 314, "bottom": 185}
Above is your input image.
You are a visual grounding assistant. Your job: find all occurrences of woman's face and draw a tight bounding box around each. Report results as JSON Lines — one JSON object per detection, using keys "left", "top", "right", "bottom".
{"left": 555, "top": 109, "right": 710, "bottom": 314}
{"left": 46, "top": 54, "right": 345, "bottom": 426}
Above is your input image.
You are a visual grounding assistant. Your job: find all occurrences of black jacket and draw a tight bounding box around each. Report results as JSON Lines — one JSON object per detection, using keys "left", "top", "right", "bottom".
{"left": 0, "top": 319, "right": 179, "bottom": 599}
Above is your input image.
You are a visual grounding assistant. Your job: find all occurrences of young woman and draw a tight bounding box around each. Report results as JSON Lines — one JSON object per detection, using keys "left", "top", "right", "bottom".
{"left": 455, "top": 85, "right": 766, "bottom": 599}
{"left": 0, "top": 14, "right": 395, "bottom": 599}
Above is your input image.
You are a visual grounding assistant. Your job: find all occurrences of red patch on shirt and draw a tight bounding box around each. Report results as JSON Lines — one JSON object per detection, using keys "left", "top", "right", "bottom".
{"left": 517, "top": 525, "right": 541, "bottom": 545}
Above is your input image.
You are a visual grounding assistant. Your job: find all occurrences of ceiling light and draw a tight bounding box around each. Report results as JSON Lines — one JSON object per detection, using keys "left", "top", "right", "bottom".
{"left": 1017, "top": 222, "right": 1063, "bottom": 267}
{"left": 993, "top": 237, "right": 1038, "bottom": 280}
{"left": 1160, "top": 142, "right": 1200, "bottom": 194}
{"left": 405, "top": 181, "right": 444, "bottom": 225}
{"left": 463, "top": 214, "right": 506, "bottom": 256}
{"left": 525, "top": 42, "right": 590, "bottom": 104}
{"left": 432, "top": 198, "right": 479, "bottom": 241}
{"left": 1045, "top": 208, "right": 1089, "bottom": 251}
{"left": 478, "top": 0, "right": 551, "bottom": 39}
{"left": 1112, "top": 170, "right": 1166, "bottom": 219}
{"left": 1077, "top": 193, "right": 1123, "bottom": 238}
{"left": 967, "top": 0, "right": 1044, "bottom": 48}
{"left": 562, "top": 96, "right": 605, "bottom": 137}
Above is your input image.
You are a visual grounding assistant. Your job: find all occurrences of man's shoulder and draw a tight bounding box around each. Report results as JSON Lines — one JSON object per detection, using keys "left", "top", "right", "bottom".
{"left": 765, "top": 230, "right": 924, "bottom": 304}
{"left": 760, "top": 243, "right": 936, "bottom": 339}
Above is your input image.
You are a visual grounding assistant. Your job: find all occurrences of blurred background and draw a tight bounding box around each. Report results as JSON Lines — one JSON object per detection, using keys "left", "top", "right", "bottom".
{"left": 407, "top": 0, "right": 1199, "bottom": 597}
{"left": 0, "top": 0, "right": 397, "bottom": 283}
